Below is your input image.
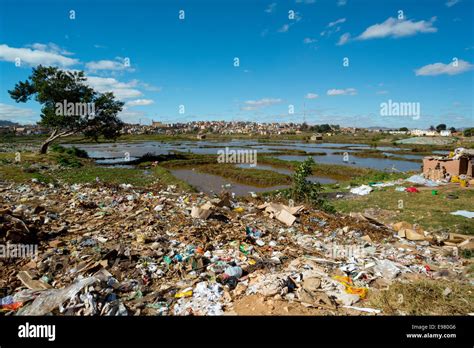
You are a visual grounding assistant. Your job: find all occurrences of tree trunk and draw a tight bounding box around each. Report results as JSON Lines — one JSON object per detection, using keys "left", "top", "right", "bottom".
{"left": 38, "top": 129, "right": 59, "bottom": 154}
{"left": 39, "top": 139, "right": 53, "bottom": 154}
{"left": 38, "top": 129, "right": 78, "bottom": 155}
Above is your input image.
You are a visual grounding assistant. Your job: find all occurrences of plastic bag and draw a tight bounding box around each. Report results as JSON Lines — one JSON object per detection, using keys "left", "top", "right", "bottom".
{"left": 18, "top": 277, "right": 97, "bottom": 316}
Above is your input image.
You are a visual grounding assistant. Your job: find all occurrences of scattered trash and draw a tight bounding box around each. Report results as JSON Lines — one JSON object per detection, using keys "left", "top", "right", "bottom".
{"left": 350, "top": 185, "right": 373, "bottom": 196}
{"left": 374, "top": 260, "right": 400, "bottom": 280}
{"left": 342, "top": 305, "right": 381, "bottom": 314}
{"left": 405, "top": 174, "right": 440, "bottom": 187}
{"left": 450, "top": 210, "right": 474, "bottom": 219}
{"left": 0, "top": 180, "right": 471, "bottom": 316}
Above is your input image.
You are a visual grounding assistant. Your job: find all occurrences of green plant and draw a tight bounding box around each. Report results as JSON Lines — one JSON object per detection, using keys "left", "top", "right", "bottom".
{"left": 51, "top": 144, "right": 89, "bottom": 158}
{"left": 286, "top": 157, "right": 333, "bottom": 211}
{"left": 56, "top": 154, "right": 82, "bottom": 167}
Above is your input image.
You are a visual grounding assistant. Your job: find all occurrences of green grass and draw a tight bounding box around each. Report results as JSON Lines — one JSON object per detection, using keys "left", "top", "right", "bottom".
{"left": 332, "top": 185, "right": 474, "bottom": 234}
{"left": 258, "top": 156, "right": 377, "bottom": 181}
{"left": 0, "top": 151, "right": 194, "bottom": 190}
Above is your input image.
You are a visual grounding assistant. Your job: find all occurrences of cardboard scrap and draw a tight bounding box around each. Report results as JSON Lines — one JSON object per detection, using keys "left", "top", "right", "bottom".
{"left": 257, "top": 202, "right": 304, "bottom": 226}
{"left": 191, "top": 202, "right": 214, "bottom": 219}
{"left": 17, "top": 271, "right": 51, "bottom": 290}
{"left": 398, "top": 228, "right": 425, "bottom": 241}
{"left": 275, "top": 209, "right": 297, "bottom": 227}
{"left": 392, "top": 221, "right": 412, "bottom": 232}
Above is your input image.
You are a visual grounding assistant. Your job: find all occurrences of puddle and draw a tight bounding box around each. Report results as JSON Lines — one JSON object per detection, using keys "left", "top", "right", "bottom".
{"left": 170, "top": 169, "right": 289, "bottom": 196}
{"left": 235, "top": 164, "right": 336, "bottom": 184}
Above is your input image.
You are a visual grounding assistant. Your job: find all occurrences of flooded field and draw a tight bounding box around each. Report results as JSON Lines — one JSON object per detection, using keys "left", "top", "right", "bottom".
{"left": 276, "top": 154, "right": 421, "bottom": 172}
{"left": 65, "top": 140, "right": 424, "bottom": 193}
{"left": 236, "top": 164, "right": 336, "bottom": 184}
{"left": 170, "top": 169, "right": 289, "bottom": 196}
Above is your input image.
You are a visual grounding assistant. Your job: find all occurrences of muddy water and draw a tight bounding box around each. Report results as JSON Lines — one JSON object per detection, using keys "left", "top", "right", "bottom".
{"left": 236, "top": 164, "right": 336, "bottom": 184}
{"left": 66, "top": 140, "right": 419, "bottom": 167}
{"left": 170, "top": 169, "right": 289, "bottom": 196}
{"left": 65, "top": 140, "right": 422, "bottom": 192}
{"left": 277, "top": 154, "right": 421, "bottom": 172}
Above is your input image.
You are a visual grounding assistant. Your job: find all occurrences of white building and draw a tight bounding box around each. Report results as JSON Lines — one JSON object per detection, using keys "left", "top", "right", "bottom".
{"left": 410, "top": 129, "right": 438, "bottom": 136}
{"left": 440, "top": 130, "right": 452, "bottom": 137}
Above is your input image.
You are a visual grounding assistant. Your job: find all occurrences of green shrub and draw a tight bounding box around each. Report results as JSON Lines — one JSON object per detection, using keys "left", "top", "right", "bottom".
{"left": 285, "top": 157, "right": 334, "bottom": 212}
{"left": 51, "top": 144, "right": 88, "bottom": 158}
{"left": 56, "top": 154, "right": 82, "bottom": 168}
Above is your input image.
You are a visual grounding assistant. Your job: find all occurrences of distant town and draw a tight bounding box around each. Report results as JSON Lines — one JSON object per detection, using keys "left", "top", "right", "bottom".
{"left": 1, "top": 119, "right": 471, "bottom": 138}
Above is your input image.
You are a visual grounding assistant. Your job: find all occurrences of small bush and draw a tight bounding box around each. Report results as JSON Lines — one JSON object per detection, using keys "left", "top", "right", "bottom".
{"left": 56, "top": 155, "right": 82, "bottom": 168}
{"left": 51, "top": 144, "right": 88, "bottom": 158}
{"left": 285, "top": 157, "right": 334, "bottom": 212}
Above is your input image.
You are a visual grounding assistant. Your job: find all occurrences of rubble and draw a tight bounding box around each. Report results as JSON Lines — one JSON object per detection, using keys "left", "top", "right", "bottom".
{"left": 0, "top": 181, "right": 472, "bottom": 316}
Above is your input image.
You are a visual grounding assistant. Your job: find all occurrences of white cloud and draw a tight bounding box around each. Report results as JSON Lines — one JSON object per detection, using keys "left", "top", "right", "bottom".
{"left": 278, "top": 24, "right": 290, "bottom": 33}
{"left": 86, "top": 58, "right": 133, "bottom": 72}
{"left": 265, "top": 2, "right": 277, "bottom": 13}
{"left": 305, "top": 93, "right": 319, "bottom": 99}
{"left": 85, "top": 76, "right": 142, "bottom": 99}
{"left": 0, "top": 103, "right": 37, "bottom": 124}
{"left": 303, "top": 37, "right": 317, "bottom": 44}
{"left": 328, "top": 18, "right": 346, "bottom": 27}
{"left": 357, "top": 17, "right": 437, "bottom": 40}
{"left": 140, "top": 82, "right": 162, "bottom": 92}
{"left": 0, "top": 44, "right": 78, "bottom": 67}
{"left": 446, "top": 0, "right": 460, "bottom": 7}
{"left": 28, "top": 43, "right": 73, "bottom": 56}
{"left": 242, "top": 98, "right": 282, "bottom": 110}
{"left": 327, "top": 88, "right": 357, "bottom": 96}
{"left": 118, "top": 107, "right": 146, "bottom": 124}
{"left": 126, "top": 99, "right": 154, "bottom": 106}
{"left": 337, "top": 33, "right": 351, "bottom": 45}
{"left": 376, "top": 90, "right": 389, "bottom": 95}
{"left": 415, "top": 59, "right": 473, "bottom": 76}
{"left": 337, "top": 0, "right": 347, "bottom": 6}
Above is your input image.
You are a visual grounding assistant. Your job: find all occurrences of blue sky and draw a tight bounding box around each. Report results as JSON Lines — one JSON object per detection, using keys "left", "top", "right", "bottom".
{"left": 0, "top": 0, "right": 473, "bottom": 128}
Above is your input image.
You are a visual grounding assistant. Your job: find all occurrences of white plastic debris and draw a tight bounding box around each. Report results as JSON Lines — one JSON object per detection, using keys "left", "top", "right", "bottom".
{"left": 374, "top": 259, "right": 400, "bottom": 280}
{"left": 450, "top": 210, "right": 474, "bottom": 218}
{"left": 350, "top": 185, "right": 373, "bottom": 196}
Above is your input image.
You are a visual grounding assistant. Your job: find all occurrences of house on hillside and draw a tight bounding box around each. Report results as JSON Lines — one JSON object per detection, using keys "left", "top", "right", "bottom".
{"left": 440, "top": 130, "right": 452, "bottom": 137}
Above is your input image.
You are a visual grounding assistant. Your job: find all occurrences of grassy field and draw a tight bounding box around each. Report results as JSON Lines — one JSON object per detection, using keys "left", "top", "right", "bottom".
{"left": 368, "top": 279, "right": 474, "bottom": 315}
{"left": 0, "top": 151, "right": 193, "bottom": 190}
{"left": 332, "top": 184, "right": 474, "bottom": 234}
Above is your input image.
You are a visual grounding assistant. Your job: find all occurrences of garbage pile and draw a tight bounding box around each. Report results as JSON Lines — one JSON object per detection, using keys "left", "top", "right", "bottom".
{"left": 0, "top": 180, "right": 472, "bottom": 316}
{"left": 423, "top": 147, "right": 474, "bottom": 184}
